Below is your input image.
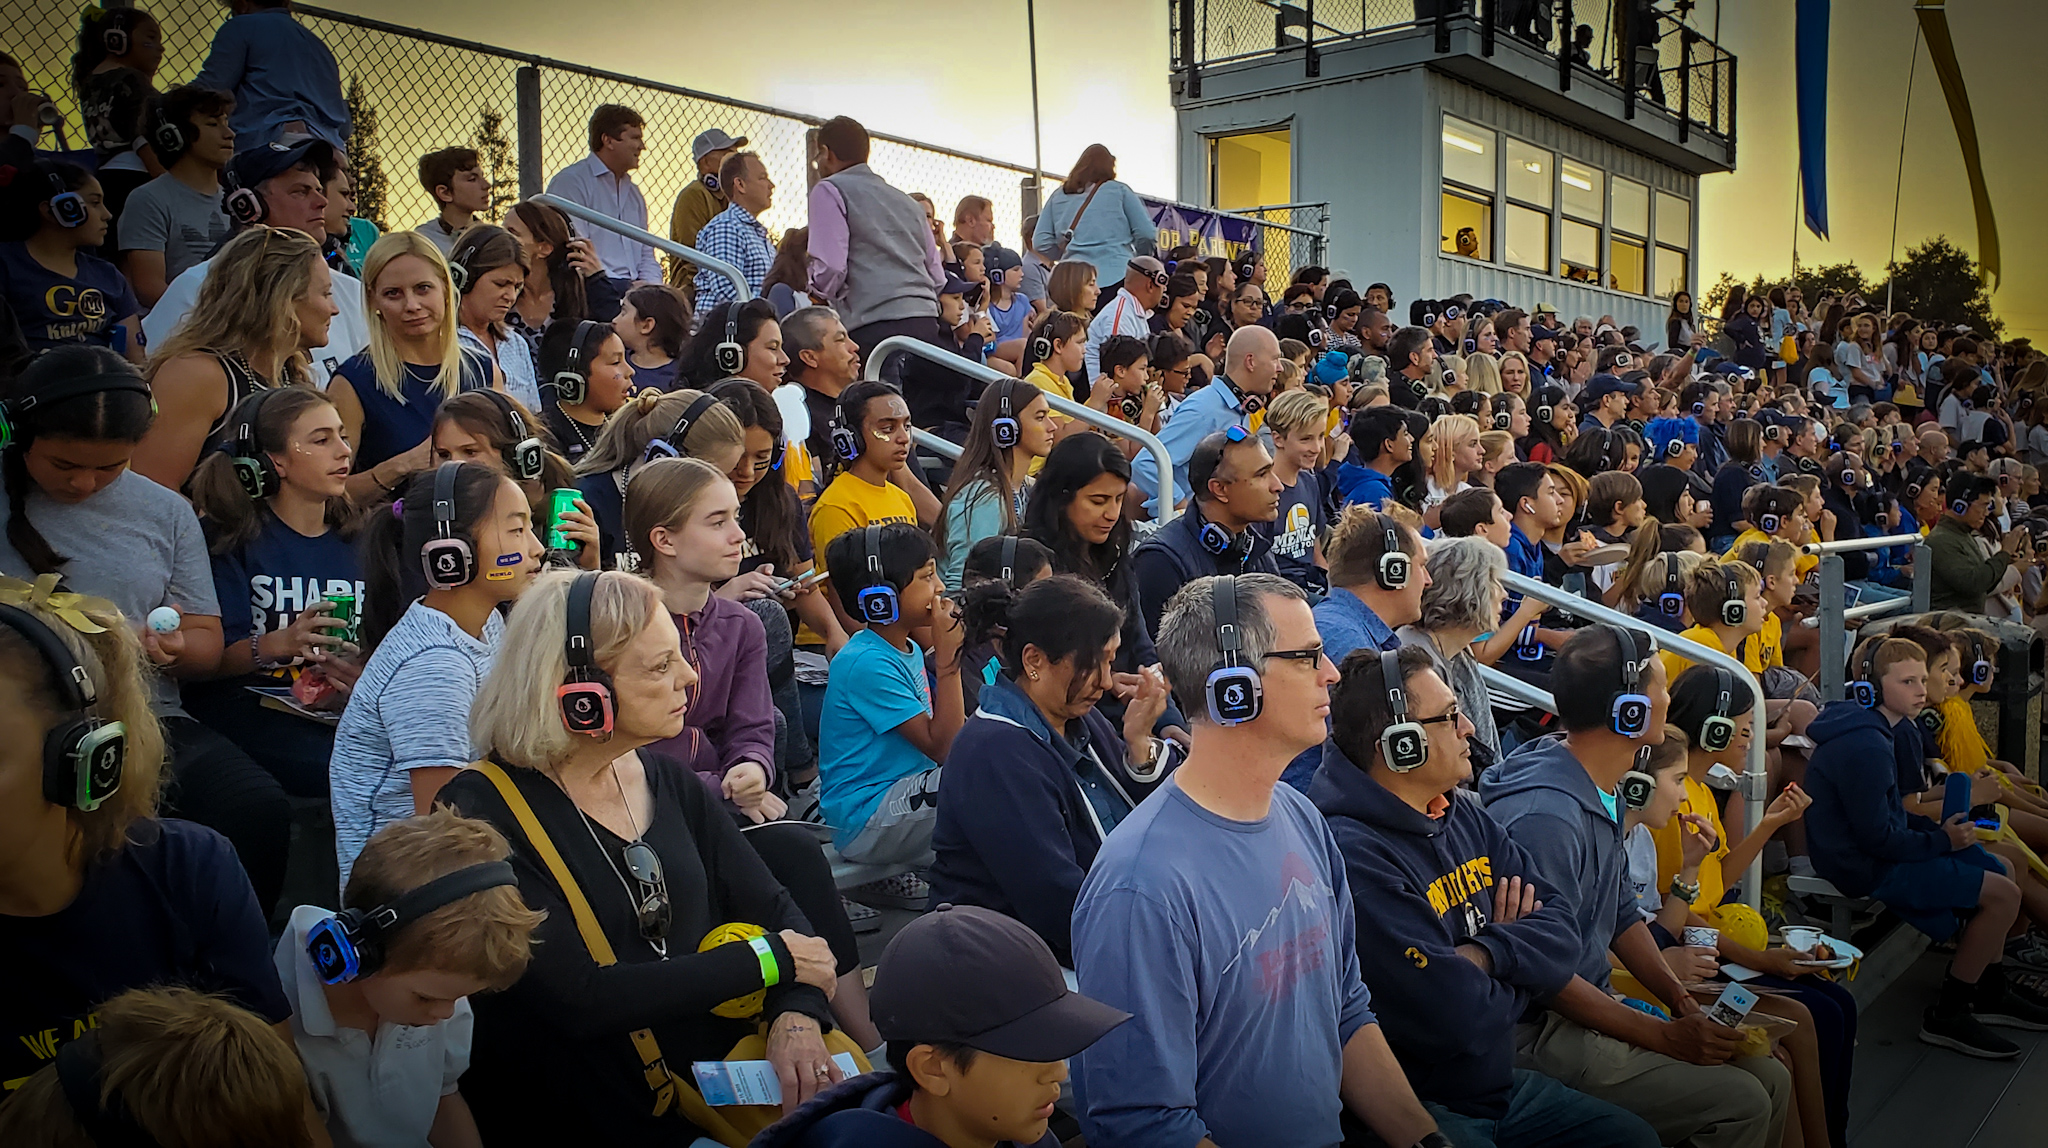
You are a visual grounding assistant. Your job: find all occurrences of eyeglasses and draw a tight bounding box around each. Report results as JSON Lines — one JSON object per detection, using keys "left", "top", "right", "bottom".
{"left": 1416, "top": 706, "right": 1464, "bottom": 728}
{"left": 621, "top": 840, "right": 672, "bottom": 946}
{"left": 1260, "top": 644, "right": 1325, "bottom": 666}
{"left": 1286, "top": 299, "right": 1313, "bottom": 311}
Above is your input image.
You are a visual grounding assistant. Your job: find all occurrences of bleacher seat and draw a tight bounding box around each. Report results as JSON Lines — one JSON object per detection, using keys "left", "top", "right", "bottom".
{"left": 1786, "top": 873, "right": 1877, "bottom": 940}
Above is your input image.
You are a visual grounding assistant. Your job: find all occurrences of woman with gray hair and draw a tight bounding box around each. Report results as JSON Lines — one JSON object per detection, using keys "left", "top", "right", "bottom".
{"left": 1395, "top": 536, "right": 1508, "bottom": 764}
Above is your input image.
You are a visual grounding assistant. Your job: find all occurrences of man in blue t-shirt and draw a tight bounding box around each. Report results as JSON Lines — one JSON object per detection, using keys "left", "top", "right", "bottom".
{"left": 1071, "top": 572, "right": 1445, "bottom": 1148}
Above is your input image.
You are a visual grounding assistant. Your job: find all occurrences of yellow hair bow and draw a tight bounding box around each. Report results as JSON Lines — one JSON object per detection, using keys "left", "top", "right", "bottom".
{"left": 0, "top": 574, "right": 115, "bottom": 634}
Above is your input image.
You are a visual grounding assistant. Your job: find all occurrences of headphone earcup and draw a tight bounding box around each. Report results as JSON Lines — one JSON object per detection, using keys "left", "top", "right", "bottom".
{"left": 420, "top": 536, "right": 477, "bottom": 589}
{"left": 1381, "top": 722, "right": 1430, "bottom": 772}
{"left": 830, "top": 423, "right": 861, "bottom": 462}
{"left": 1619, "top": 769, "right": 1657, "bottom": 810}
{"left": 1031, "top": 335, "right": 1052, "bottom": 363}
{"left": 1198, "top": 522, "right": 1235, "bottom": 556}
{"left": 224, "top": 186, "right": 267, "bottom": 226}
{"left": 716, "top": 341, "right": 745, "bottom": 376}
{"left": 1700, "top": 714, "right": 1736, "bottom": 753}
{"left": 1721, "top": 599, "right": 1746, "bottom": 627}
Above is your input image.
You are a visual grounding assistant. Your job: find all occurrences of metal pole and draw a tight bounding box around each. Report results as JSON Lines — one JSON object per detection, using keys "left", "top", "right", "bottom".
{"left": 515, "top": 66, "right": 542, "bottom": 202}
{"left": 1818, "top": 553, "right": 1846, "bottom": 701}
{"left": 1912, "top": 542, "right": 1933, "bottom": 613}
{"left": 1027, "top": 0, "right": 1044, "bottom": 198}
{"left": 1886, "top": 26, "right": 1924, "bottom": 318}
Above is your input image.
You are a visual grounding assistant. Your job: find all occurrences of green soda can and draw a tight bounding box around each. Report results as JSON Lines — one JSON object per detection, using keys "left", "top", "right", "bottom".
{"left": 548, "top": 488, "right": 582, "bottom": 552}
{"left": 323, "top": 590, "right": 358, "bottom": 645}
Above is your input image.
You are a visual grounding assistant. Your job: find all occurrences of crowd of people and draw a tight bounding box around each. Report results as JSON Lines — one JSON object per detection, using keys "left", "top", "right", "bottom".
{"left": 3, "top": 4, "right": 2048, "bottom": 1148}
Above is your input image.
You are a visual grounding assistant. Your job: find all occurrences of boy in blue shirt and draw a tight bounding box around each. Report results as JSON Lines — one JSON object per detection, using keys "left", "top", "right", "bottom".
{"left": 819, "top": 523, "right": 962, "bottom": 872}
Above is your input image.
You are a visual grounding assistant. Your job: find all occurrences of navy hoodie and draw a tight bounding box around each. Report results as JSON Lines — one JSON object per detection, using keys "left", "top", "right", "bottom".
{"left": 1311, "top": 743, "right": 1578, "bottom": 1119}
{"left": 926, "top": 674, "right": 1166, "bottom": 967}
{"left": 1477, "top": 737, "right": 1641, "bottom": 992}
{"left": 1801, "top": 701, "right": 1949, "bottom": 897}
{"left": 753, "top": 1071, "right": 1057, "bottom": 1148}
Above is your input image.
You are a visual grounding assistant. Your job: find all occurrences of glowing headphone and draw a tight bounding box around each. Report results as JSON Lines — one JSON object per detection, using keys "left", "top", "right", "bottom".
{"left": 479, "top": 389, "right": 546, "bottom": 480}
{"left": 1962, "top": 632, "right": 1993, "bottom": 686}
{"left": 1657, "top": 554, "right": 1685, "bottom": 618}
{"left": 552, "top": 320, "right": 605, "bottom": 405}
{"left": 1204, "top": 576, "right": 1263, "bottom": 725}
{"left": 41, "top": 168, "right": 86, "bottom": 228}
{"left": 1697, "top": 666, "right": 1738, "bottom": 752}
{"left": 305, "top": 861, "right": 517, "bottom": 984}
{"left": 1378, "top": 649, "right": 1430, "bottom": 772}
{"left": 855, "top": 523, "right": 900, "bottom": 624}
{"left": 1603, "top": 624, "right": 1654, "bottom": 738}
{"left": 420, "top": 462, "right": 479, "bottom": 590}
{"left": 222, "top": 387, "right": 285, "bottom": 500}
{"left": 1850, "top": 637, "right": 1881, "bottom": 708}
{"left": 1195, "top": 502, "right": 1249, "bottom": 563}
{"left": 642, "top": 393, "right": 721, "bottom": 464}
{"left": 988, "top": 377, "right": 1020, "bottom": 450}
{"left": 557, "top": 571, "right": 617, "bottom": 735}
{"left": 715, "top": 302, "right": 746, "bottom": 376}
{"left": 0, "top": 604, "right": 127, "bottom": 813}
{"left": 1719, "top": 564, "right": 1747, "bottom": 627}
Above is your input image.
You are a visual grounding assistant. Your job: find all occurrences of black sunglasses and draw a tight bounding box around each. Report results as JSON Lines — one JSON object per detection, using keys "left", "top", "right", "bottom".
{"left": 621, "top": 840, "right": 672, "bottom": 946}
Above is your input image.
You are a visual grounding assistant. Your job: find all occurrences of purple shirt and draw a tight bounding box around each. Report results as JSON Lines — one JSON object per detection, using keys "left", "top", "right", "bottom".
{"left": 645, "top": 596, "right": 777, "bottom": 794}
{"left": 805, "top": 179, "right": 945, "bottom": 303}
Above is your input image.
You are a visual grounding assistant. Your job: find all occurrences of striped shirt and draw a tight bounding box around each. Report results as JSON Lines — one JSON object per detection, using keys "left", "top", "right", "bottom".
{"left": 330, "top": 600, "right": 503, "bottom": 886}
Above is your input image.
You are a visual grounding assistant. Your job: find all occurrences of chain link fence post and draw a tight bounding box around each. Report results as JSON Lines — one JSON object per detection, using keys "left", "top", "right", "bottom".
{"left": 516, "top": 65, "right": 542, "bottom": 202}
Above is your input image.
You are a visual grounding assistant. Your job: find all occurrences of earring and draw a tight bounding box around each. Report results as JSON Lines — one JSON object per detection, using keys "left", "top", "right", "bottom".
{"left": 1029, "top": 670, "right": 1040, "bottom": 680}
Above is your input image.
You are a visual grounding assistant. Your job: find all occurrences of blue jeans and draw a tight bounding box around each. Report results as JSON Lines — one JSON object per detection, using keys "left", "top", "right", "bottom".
{"left": 1426, "top": 1070, "right": 1659, "bottom": 1148}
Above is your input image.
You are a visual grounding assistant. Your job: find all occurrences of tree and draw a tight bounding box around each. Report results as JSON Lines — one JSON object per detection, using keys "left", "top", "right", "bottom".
{"left": 1871, "top": 235, "right": 2001, "bottom": 336}
{"left": 1701, "top": 262, "right": 1873, "bottom": 320}
{"left": 473, "top": 106, "right": 517, "bottom": 222}
{"left": 345, "top": 77, "right": 389, "bottom": 231}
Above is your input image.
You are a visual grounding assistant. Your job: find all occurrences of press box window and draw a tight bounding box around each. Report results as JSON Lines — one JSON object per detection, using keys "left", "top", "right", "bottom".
{"left": 1654, "top": 191, "right": 1691, "bottom": 298}
{"left": 1503, "top": 139, "right": 1552, "bottom": 273}
{"left": 1609, "top": 177, "right": 1649, "bottom": 295}
{"left": 1440, "top": 117, "right": 1493, "bottom": 260}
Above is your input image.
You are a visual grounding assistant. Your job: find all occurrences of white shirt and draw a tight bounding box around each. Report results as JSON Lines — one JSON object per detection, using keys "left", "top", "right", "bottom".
{"left": 143, "top": 257, "right": 369, "bottom": 389}
{"left": 275, "top": 905, "right": 473, "bottom": 1148}
{"left": 1084, "top": 285, "right": 1153, "bottom": 378}
{"left": 543, "top": 153, "right": 662, "bottom": 284}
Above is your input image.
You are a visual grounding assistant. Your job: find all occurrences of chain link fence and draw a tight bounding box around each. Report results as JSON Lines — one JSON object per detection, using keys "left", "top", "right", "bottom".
{"left": 7, "top": 0, "right": 1317, "bottom": 282}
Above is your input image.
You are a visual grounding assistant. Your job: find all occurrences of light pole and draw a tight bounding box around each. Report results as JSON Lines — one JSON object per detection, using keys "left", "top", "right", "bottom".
{"left": 1028, "top": 0, "right": 1045, "bottom": 212}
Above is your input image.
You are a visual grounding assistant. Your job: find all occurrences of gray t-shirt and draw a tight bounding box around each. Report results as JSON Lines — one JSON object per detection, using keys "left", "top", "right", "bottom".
{"left": 117, "top": 174, "right": 230, "bottom": 284}
{"left": 0, "top": 469, "right": 219, "bottom": 715}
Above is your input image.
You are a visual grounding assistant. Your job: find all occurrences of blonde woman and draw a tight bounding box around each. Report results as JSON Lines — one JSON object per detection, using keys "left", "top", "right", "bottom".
{"left": 132, "top": 226, "right": 338, "bottom": 491}
{"left": 1426, "top": 413, "right": 1484, "bottom": 507}
{"left": 327, "top": 231, "right": 491, "bottom": 498}
{"left": 1498, "top": 350, "right": 1532, "bottom": 397}
{"left": 1465, "top": 351, "right": 1504, "bottom": 395}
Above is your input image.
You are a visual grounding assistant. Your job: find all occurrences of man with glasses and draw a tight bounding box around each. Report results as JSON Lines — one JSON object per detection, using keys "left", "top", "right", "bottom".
{"left": 1130, "top": 427, "right": 1284, "bottom": 639}
{"left": 1314, "top": 646, "right": 1660, "bottom": 1148}
{"left": 1086, "top": 254, "right": 1168, "bottom": 378}
{"left": 1071, "top": 573, "right": 1448, "bottom": 1148}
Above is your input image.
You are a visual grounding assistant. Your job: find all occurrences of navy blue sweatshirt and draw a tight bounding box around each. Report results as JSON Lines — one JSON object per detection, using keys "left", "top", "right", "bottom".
{"left": 1802, "top": 701, "right": 1950, "bottom": 897}
{"left": 754, "top": 1071, "right": 1057, "bottom": 1148}
{"left": 1312, "top": 743, "right": 1578, "bottom": 1119}
{"left": 927, "top": 674, "right": 1166, "bottom": 966}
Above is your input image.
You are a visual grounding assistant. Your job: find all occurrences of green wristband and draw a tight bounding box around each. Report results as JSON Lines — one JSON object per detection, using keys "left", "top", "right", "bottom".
{"left": 748, "top": 935, "right": 781, "bottom": 988}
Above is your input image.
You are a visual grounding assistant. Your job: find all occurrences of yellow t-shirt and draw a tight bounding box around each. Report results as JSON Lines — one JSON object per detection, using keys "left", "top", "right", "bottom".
{"left": 1935, "top": 694, "right": 1989, "bottom": 774}
{"left": 1722, "top": 529, "right": 1818, "bottom": 581}
{"left": 1749, "top": 612, "right": 1784, "bottom": 672}
{"left": 1659, "top": 625, "right": 1763, "bottom": 685}
{"left": 1651, "top": 773, "right": 1734, "bottom": 916}
{"left": 808, "top": 472, "right": 918, "bottom": 574}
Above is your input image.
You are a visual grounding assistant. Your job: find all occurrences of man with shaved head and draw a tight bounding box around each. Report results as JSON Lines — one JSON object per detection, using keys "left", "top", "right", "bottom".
{"left": 1134, "top": 323, "right": 1282, "bottom": 515}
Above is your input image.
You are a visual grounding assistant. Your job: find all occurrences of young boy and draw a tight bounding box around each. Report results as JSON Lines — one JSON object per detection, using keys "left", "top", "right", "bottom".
{"left": 1657, "top": 559, "right": 1767, "bottom": 684}
{"left": 1805, "top": 638, "right": 2048, "bottom": 1058}
{"left": 116, "top": 84, "right": 235, "bottom": 305}
{"left": 759, "top": 904, "right": 1129, "bottom": 1148}
{"left": 414, "top": 146, "right": 490, "bottom": 256}
{"left": 1261, "top": 389, "right": 1331, "bottom": 593}
{"left": 1587, "top": 470, "right": 1645, "bottom": 599}
{"left": 820, "top": 523, "right": 963, "bottom": 880}
{"left": 277, "top": 809, "right": 542, "bottom": 1146}
{"left": 1624, "top": 730, "right": 1710, "bottom": 946}
{"left": 1722, "top": 486, "right": 1816, "bottom": 582}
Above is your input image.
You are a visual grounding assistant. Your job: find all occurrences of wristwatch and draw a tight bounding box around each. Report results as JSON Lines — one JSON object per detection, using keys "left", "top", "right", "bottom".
{"left": 1670, "top": 876, "right": 1702, "bottom": 905}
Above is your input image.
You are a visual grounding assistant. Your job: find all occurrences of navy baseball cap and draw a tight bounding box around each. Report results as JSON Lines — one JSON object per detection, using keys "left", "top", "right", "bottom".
{"left": 1583, "top": 373, "right": 1639, "bottom": 404}
{"left": 1531, "top": 325, "right": 1562, "bottom": 344}
{"left": 226, "top": 138, "right": 335, "bottom": 191}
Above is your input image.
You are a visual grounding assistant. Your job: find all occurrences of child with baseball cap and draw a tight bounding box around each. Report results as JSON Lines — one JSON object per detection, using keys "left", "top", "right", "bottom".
{"left": 757, "top": 903, "right": 1129, "bottom": 1148}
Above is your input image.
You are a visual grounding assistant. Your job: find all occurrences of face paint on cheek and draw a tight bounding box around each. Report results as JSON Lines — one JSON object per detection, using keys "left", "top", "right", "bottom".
{"left": 486, "top": 552, "right": 523, "bottom": 581}
{"left": 496, "top": 552, "right": 524, "bottom": 566}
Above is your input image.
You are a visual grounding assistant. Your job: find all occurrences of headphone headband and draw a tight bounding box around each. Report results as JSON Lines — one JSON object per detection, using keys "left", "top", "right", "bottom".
{"left": 0, "top": 602, "right": 95, "bottom": 710}
{"left": 432, "top": 461, "right": 460, "bottom": 540}
{"left": 365, "top": 861, "right": 518, "bottom": 935}
{"left": 565, "top": 570, "right": 598, "bottom": 673}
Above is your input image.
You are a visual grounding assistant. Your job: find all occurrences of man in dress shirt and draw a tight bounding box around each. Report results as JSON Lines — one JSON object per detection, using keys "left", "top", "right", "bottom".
{"left": 544, "top": 104, "right": 661, "bottom": 308}
{"left": 691, "top": 151, "right": 775, "bottom": 319}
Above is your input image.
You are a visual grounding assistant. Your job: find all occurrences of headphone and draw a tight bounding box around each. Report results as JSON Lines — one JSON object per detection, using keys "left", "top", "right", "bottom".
{"left": 557, "top": 571, "right": 617, "bottom": 735}
{"left": 1763, "top": 422, "right": 1784, "bottom": 443}
{"left": 1029, "top": 322, "right": 1055, "bottom": 367}
{"left": 1697, "top": 666, "right": 1738, "bottom": 752}
{"left": 1534, "top": 399, "right": 1554, "bottom": 423}
{"left": 1657, "top": 554, "right": 1685, "bottom": 618}
{"left": 57, "top": 1032, "right": 158, "bottom": 1148}
{"left": 1493, "top": 408, "right": 1512, "bottom": 431}
{"left": 220, "top": 161, "right": 267, "bottom": 226}
{"left": 988, "top": 377, "right": 1020, "bottom": 450}
{"left": 0, "top": 603, "right": 127, "bottom": 812}
{"left": 714, "top": 303, "right": 746, "bottom": 376}
{"left": 478, "top": 389, "right": 546, "bottom": 480}
{"left": 1204, "top": 575, "right": 1263, "bottom": 725}
{"left": 1195, "top": 503, "right": 1251, "bottom": 564}
{"left": 222, "top": 388, "right": 285, "bottom": 500}
{"left": 1307, "top": 326, "right": 1327, "bottom": 351}
{"left": 420, "top": 462, "right": 479, "bottom": 589}
{"left": 304, "top": 861, "right": 519, "bottom": 984}
{"left": 1378, "top": 648, "right": 1430, "bottom": 772}
{"left": 1718, "top": 565, "right": 1747, "bottom": 627}
{"left": 1851, "top": 637, "right": 1881, "bottom": 708}
{"left": 855, "top": 524, "right": 900, "bottom": 624}
{"left": 1602, "top": 624, "right": 1654, "bottom": 738}
{"left": 0, "top": 370, "right": 154, "bottom": 451}
{"left": 701, "top": 170, "right": 721, "bottom": 193}
{"left": 42, "top": 168, "right": 86, "bottom": 228}
{"left": 829, "top": 394, "right": 863, "bottom": 462}
{"left": 1918, "top": 706, "right": 1945, "bottom": 735}
{"left": 1962, "top": 633, "right": 1993, "bottom": 686}
{"left": 998, "top": 534, "right": 1019, "bottom": 588}
{"left": 149, "top": 100, "right": 190, "bottom": 163}
{"left": 448, "top": 231, "right": 490, "bottom": 293}
{"left": 642, "top": 393, "right": 720, "bottom": 465}
{"left": 1618, "top": 745, "right": 1658, "bottom": 811}
{"left": 1128, "top": 258, "right": 1169, "bottom": 288}
{"left": 552, "top": 320, "right": 605, "bottom": 405}
{"left": 1665, "top": 436, "right": 1687, "bottom": 458}
{"left": 1369, "top": 510, "right": 1410, "bottom": 590}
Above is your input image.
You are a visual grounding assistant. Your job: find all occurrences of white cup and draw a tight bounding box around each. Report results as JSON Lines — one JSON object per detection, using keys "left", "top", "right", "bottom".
{"left": 1781, "top": 926, "right": 1823, "bottom": 952}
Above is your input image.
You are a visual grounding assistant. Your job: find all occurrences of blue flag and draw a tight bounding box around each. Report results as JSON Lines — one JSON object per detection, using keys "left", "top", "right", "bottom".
{"left": 1796, "top": 0, "right": 1830, "bottom": 239}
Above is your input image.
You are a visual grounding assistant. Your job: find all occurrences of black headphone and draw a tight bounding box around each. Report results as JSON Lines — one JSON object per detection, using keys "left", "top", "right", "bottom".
{"left": 220, "top": 161, "right": 267, "bottom": 226}
{"left": 57, "top": 1031, "right": 158, "bottom": 1148}
{"left": 0, "top": 603, "right": 127, "bottom": 812}
{"left": 855, "top": 523, "right": 900, "bottom": 624}
{"left": 1205, "top": 575, "right": 1262, "bottom": 725}
{"left": 1851, "top": 637, "right": 1881, "bottom": 708}
{"left": 557, "top": 570, "right": 617, "bottom": 735}
{"left": 1195, "top": 502, "right": 1251, "bottom": 564}
{"left": 1493, "top": 409, "right": 1512, "bottom": 431}
{"left": 420, "top": 462, "right": 479, "bottom": 589}
{"left": 0, "top": 369, "right": 154, "bottom": 451}
{"left": 478, "top": 389, "right": 546, "bottom": 480}
{"left": 829, "top": 393, "right": 863, "bottom": 462}
{"left": 448, "top": 230, "right": 489, "bottom": 293}
{"left": 1370, "top": 510, "right": 1410, "bottom": 590}
{"left": 1719, "top": 564, "right": 1747, "bottom": 627}
{"left": 552, "top": 320, "right": 605, "bottom": 405}
{"left": 1378, "top": 648, "right": 1430, "bottom": 772}
{"left": 1619, "top": 745, "right": 1658, "bottom": 810}
{"left": 1535, "top": 399, "right": 1554, "bottom": 423}
{"left": 223, "top": 387, "right": 285, "bottom": 500}
{"left": 715, "top": 303, "right": 746, "bottom": 376}
{"left": 998, "top": 534, "right": 1019, "bottom": 588}
{"left": 304, "top": 860, "right": 519, "bottom": 984}
{"left": 41, "top": 168, "right": 86, "bottom": 228}
{"left": 643, "top": 393, "right": 720, "bottom": 465}
{"left": 149, "top": 99, "right": 190, "bottom": 164}
{"left": 1698, "top": 665, "right": 1738, "bottom": 752}
{"left": 1657, "top": 554, "right": 1685, "bottom": 618}
{"left": 988, "top": 377, "right": 1020, "bottom": 450}
{"left": 1603, "top": 623, "right": 1654, "bottom": 738}
{"left": 1029, "top": 323, "right": 1054, "bottom": 367}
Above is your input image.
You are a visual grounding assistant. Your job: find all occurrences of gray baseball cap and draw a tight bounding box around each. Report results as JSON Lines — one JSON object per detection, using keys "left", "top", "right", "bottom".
{"left": 692, "top": 129, "right": 748, "bottom": 164}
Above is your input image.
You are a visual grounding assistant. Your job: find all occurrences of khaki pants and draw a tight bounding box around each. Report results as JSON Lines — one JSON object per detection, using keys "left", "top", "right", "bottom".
{"left": 1516, "top": 1012, "right": 1791, "bottom": 1148}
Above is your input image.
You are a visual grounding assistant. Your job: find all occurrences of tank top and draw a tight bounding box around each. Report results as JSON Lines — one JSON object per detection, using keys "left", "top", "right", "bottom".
{"left": 201, "top": 349, "right": 273, "bottom": 449}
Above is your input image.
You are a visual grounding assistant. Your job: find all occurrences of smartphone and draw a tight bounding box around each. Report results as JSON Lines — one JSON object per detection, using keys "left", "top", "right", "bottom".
{"left": 771, "top": 568, "right": 830, "bottom": 594}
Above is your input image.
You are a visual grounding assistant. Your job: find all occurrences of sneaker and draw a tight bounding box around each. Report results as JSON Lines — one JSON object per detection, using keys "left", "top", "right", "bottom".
{"left": 1920, "top": 1005, "right": 2021, "bottom": 1057}
{"left": 1977, "top": 977, "right": 2048, "bottom": 1031}
{"left": 2004, "top": 933, "right": 2048, "bottom": 975}
{"left": 848, "top": 872, "right": 929, "bottom": 911}
{"left": 786, "top": 778, "right": 824, "bottom": 825}
{"left": 841, "top": 896, "right": 882, "bottom": 935}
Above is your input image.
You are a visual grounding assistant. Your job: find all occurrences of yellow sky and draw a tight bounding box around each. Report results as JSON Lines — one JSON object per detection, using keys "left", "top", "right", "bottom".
{"left": 339, "top": 0, "right": 2039, "bottom": 340}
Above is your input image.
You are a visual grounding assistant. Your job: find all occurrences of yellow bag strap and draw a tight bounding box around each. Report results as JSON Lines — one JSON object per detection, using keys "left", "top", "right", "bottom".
{"left": 469, "top": 760, "right": 746, "bottom": 1145}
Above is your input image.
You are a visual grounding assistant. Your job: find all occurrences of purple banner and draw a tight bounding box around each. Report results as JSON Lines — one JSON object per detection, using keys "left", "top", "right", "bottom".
{"left": 1143, "top": 199, "right": 1265, "bottom": 260}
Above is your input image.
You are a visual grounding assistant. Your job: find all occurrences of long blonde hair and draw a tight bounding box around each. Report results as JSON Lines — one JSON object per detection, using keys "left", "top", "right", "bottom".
{"left": 360, "top": 231, "right": 465, "bottom": 403}
{"left": 471, "top": 569, "right": 666, "bottom": 770}
{"left": 1465, "top": 352, "right": 1503, "bottom": 395}
{"left": 1430, "top": 413, "right": 1482, "bottom": 492}
{"left": 574, "top": 387, "right": 745, "bottom": 478}
{"left": 146, "top": 226, "right": 323, "bottom": 384}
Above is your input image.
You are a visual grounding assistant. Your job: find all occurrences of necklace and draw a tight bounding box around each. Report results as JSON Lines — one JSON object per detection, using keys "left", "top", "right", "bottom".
{"left": 560, "top": 409, "right": 598, "bottom": 453}
{"left": 556, "top": 758, "right": 669, "bottom": 958}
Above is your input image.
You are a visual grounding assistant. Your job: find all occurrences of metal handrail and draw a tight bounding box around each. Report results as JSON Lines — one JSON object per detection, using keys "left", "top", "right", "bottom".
{"left": 1800, "top": 597, "right": 1911, "bottom": 629}
{"left": 1801, "top": 534, "right": 1922, "bottom": 555}
{"left": 1478, "top": 664, "right": 1556, "bottom": 713}
{"left": 862, "top": 336, "right": 1179, "bottom": 520}
{"left": 1805, "top": 532, "right": 1932, "bottom": 699}
{"left": 530, "top": 194, "right": 751, "bottom": 303}
{"left": 913, "top": 430, "right": 962, "bottom": 461}
{"left": 1502, "top": 571, "right": 1769, "bottom": 910}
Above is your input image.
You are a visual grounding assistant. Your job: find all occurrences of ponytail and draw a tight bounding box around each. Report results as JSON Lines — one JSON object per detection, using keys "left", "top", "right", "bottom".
{"left": 1611, "top": 514, "right": 1665, "bottom": 611}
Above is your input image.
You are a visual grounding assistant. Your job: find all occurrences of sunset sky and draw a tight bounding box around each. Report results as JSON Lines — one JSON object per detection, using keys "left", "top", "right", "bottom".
{"left": 327, "top": 0, "right": 2041, "bottom": 339}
